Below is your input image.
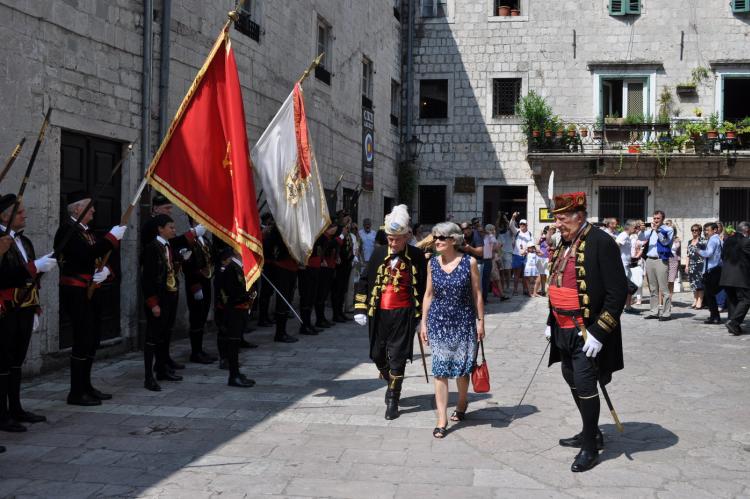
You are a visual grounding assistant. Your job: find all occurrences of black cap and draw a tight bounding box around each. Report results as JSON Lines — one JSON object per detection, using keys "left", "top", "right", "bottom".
{"left": 217, "top": 245, "right": 234, "bottom": 261}
{"left": 153, "top": 214, "right": 174, "bottom": 228}
{"left": 0, "top": 193, "right": 17, "bottom": 213}
{"left": 67, "top": 190, "right": 92, "bottom": 205}
{"left": 152, "top": 193, "right": 172, "bottom": 207}
{"left": 261, "top": 212, "right": 274, "bottom": 223}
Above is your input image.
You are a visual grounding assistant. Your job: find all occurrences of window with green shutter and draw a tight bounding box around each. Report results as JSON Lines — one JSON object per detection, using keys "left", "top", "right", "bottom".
{"left": 732, "top": 0, "right": 750, "bottom": 13}
{"left": 609, "top": 0, "right": 640, "bottom": 16}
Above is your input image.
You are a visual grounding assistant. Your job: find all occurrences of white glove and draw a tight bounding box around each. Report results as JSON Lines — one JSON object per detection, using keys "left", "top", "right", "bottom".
{"left": 193, "top": 289, "right": 204, "bottom": 301}
{"left": 32, "top": 314, "right": 40, "bottom": 332}
{"left": 108, "top": 225, "right": 127, "bottom": 240}
{"left": 579, "top": 331, "right": 603, "bottom": 358}
{"left": 193, "top": 224, "right": 207, "bottom": 237}
{"left": 93, "top": 267, "right": 111, "bottom": 284}
{"left": 179, "top": 248, "right": 192, "bottom": 261}
{"left": 354, "top": 314, "right": 367, "bottom": 326}
{"left": 34, "top": 253, "right": 57, "bottom": 273}
{"left": 544, "top": 325, "right": 551, "bottom": 341}
{"left": 353, "top": 256, "right": 360, "bottom": 265}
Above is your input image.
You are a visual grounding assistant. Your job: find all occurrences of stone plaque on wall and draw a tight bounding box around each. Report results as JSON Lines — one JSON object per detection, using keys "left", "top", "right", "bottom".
{"left": 454, "top": 176, "right": 476, "bottom": 193}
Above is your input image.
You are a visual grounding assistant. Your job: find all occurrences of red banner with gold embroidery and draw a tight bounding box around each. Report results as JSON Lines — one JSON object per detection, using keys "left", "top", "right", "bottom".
{"left": 146, "top": 27, "right": 262, "bottom": 288}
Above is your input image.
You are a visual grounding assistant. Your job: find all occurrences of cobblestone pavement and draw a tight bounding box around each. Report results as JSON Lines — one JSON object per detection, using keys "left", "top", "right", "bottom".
{"left": 1, "top": 292, "right": 749, "bottom": 498}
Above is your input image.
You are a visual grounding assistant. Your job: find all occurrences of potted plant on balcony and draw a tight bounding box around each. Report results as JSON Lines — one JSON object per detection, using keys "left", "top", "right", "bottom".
{"left": 566, "top": 124, "right": 577, "bottom": 137}
{"left": 721, "top": 121, "right": 737, "bottom": 140}
{"left": 684, "top": 122, "right": 706, "bottom": 141}
{"left": 707, "top": 113, "right": 719, "bottom": 139}
{"left": 497, "top": 5, "right": 511, "bottom": 16}
{"left": 515, "top": 90, "right": 552, "bottom": 141}
{"left": 605, "top": 113, "right": 624, "bottom": 126}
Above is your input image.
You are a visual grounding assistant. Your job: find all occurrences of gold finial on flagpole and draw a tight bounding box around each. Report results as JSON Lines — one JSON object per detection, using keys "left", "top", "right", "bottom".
{"left": 298, "top": 53, "right": 325, "bottom": 85}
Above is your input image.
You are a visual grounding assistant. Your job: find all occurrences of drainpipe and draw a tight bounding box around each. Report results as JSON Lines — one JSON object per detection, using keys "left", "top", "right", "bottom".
{"left": 158, "top": 0, "right": 171, "bottom": 140}
{"left": 405, "top": 0, "right": 415, "bottom": 151}
{"left": 141, "top": 0, "right": 153, "bottom": 173}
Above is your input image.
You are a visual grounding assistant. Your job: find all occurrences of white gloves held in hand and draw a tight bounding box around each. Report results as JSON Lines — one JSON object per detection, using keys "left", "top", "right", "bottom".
{"left": 578, "top": 330, "right": 603, "bottom": 358}
{"left": 108, "top": 225, "right": 127, "bottom": 241}
{"left": 93, "top": 267, "right": 111, "bottom": 284}
{"left": 193, "top": 224, "right": 207, "bottom": 237}
{"left": 32, "top": 314, "right": 40, "bottom": 332}
{"left": 544, "top": 325, "right": 551, "bottom": 341}
{"left": 354, "top": 314, "right": 367, "bottom": 326}
{"left": 34, "top": 253, "right": 57, "bottom": 273}
{"left": 179, "top": 248, "right": 192, "bottom": 261}
{"left": 193, "top": 289, "right": 204, "bottom": 301}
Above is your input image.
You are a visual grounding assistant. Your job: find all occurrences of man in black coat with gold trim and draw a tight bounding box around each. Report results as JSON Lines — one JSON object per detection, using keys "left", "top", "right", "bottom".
{"left": 354, "top": 205, "right": 427, "bottom": 420}
{"left": 545, "top": 191, "right": 627, "bottom": 472}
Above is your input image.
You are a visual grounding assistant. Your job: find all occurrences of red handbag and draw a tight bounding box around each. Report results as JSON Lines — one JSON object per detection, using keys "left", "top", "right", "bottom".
{"left": 471, "top": 340, "right": 490, "bottom": 393}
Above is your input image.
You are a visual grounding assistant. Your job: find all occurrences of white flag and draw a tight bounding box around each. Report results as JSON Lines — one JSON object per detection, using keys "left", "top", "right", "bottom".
{"left": 251, "top": 83, "right": 330, "bottom": 264}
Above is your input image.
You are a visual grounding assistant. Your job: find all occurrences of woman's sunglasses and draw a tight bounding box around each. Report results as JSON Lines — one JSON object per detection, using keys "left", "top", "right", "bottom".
{"left": 434, "top": 235, "right": 453, "bottom": 241}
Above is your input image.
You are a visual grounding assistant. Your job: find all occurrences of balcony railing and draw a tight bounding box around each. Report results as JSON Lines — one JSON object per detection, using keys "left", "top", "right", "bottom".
{"left": 527, "top": 120, "right": 750, "bottom": 156}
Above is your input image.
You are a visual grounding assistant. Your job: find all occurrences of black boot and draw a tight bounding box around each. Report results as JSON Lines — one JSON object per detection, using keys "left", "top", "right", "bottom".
{"left": 558, "top": 430, "right": 604, "bottom": 450}
{"left": 155, "top": 344, "right": 182, "bottom": 381}
{"left": 143, "top": 343, "right": 161, "bottom": 392}
{"left": 67, "top": 358, "right": 101, "bottom": 406}
{"left": 384, "top": 372, "right": 403, "bottom": 420}
{"left": 239, "top": 334, "right": 258, "bottom": 349}
{"left": 217, "top": 332, "right": 227, "bottom": 369}
{"left": 299, "top": 309, "right": 318, "bottom": 335}
{"left": 0, "top": 373, "right": 26, "bottom": 432}
{"left": 8, "top": 367, "right": 46, "bottom": 423}
{"left": 227, "top": 340, "right": 255, "bottom": 388}
{"left": 83, "top": 358, "right": 112, "bottom": 401}
{"left": 189, "top": 329, "right": 214, "bottom": 364}
{"left": 274, "top": 316, "right": 298, "bottom": 343}
{"left": 570, "top": 395, "right": 601, "bottom": 472}
{"left": 163, "top": 331, "right": 185, "bottom": 370}
{"left": 314, "top": 304, "right": 332, "bottom": 328}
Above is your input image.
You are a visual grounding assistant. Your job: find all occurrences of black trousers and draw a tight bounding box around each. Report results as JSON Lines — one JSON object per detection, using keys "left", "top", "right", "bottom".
{"left": 272, "top": 267, "right": 297, "bottom": 318}
{"left": 315, "top": 267, "right": 335, "bottom": 321}
{"left": 371, "top": 308, "right": 413, "bottom": 375}
{"left": 186, "top": 277, "right": 212, "bottom": 332}
{"left": 298, "top": 267, "right": 319, "bottom": 311}
{"left": 726, "top": 286, "right": 750, "bottom": 327}
{"left": 703, "top": 267, "right": 722, "bottom": 319}
{"left": 553, "top": 326, "right": 598, "bottom": 398}
{"left": 331, "top": 261, "right": 353, "bottom": 317}
{"left": 145, "top": 292, "right": 178, "bottom": 373}
{"left": 60, "top": 286, "right": 103, "bottom": 359}
{"left": 258, "top": 267, "right": 276, "bottom": 321}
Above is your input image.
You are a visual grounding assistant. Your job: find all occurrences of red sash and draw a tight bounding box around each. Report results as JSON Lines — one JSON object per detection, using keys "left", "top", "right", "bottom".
{"left": 548, "top": 286, "right": 583, "bottom": 329}
{"left": 380, "top": 284, "right": 411, "bottom": 310}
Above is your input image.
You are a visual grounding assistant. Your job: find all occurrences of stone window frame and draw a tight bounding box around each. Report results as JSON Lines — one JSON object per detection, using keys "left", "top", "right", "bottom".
{"left": 419, "top": 0, "right": 455, "bottom": 24}
{"left": 390, "top": 79, "right": 401, "bottom": 130}
{"left": 416, "top": 74, "right": 453, "bottom": 123}
{"left": 362, "top": 56, "right": 374, "bottom": 101}
{"left": 592, "top": 69, "right": 657, "bottom": 121}
{"left": 486, "top": 71, "right": 528, "bottom": 125}
{"left": 712, "top": 180, "right": 750, "bottom": 221}
{"left": 487, "top": 0, "right": 529, "bottom": 22}
{"left": 712, "top": 68, "right": 750, "bottom": 122}
{"left": 314, "top": 14, "right": 333, "bottom": 93}
{"left": 591, "top": 179, "right": 654, "bottom": 223}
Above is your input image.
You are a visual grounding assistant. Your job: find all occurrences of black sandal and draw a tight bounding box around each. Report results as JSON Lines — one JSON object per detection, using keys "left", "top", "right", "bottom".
{"left": 433, "top": 426, "right": 447, "bottom": 439}
{"left": 451, "top": 403, "right": 468, "bottom": 422}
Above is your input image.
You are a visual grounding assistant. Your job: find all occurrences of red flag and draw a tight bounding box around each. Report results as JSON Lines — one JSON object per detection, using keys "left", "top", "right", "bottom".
{"left": 147, "top": 28, "right": 262, "bottom": 288}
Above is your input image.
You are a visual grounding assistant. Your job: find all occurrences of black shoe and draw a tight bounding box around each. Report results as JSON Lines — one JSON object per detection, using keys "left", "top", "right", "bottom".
{"left": 202, "top": 351, "right": 219, "bottom": 362}
{"left": 558, "top": 431, "right": 604, "bottom": 450}
{"left": 167, "top": 359, "right": 185, "bottom": 370}
{"left": 0, "top": 445, "right": 5, "bottom": 453}
{"left": 11, "top": 410, "right": 47, "bottom": 424}
{"left": 228, "top": 374, "right": 256, "bottom": 388}
{"left": 219, "top": 359, "right": 228, "bottom": 370}
{"left": 659, "top": 316, "right": 671, "bottom": 322}
{"left": 500, "top": 296, "right": 510, "bottom": 301}
{"left": 571, "top": 449, "right": 599, "bottom": 472}
{"left": 274, "top": 334, "right": 299, "bottom": 343}
{"left": 156, "top": 371, "right": 183, "bottom": 381}
{"left": 299, "top": 325, "right": 319, "bottom": 336}
{"left": 0, "top": 417, "right": 27, "bottom": 432}
{"left": 66, "top": 392, "right": 102, "bottom": 407}
{"left": 726, "top": 322, "right": 743, "bottom": 336}
{"left": 385, "top": 400, "right": 400, "bottom": 420}
{"left": 644, "top": 314, "right": 659, "bottom": 320}
{"left": 319, "top": 319, "right": 335, "bottom": 328}
{"left": 257, "top": 318, "right": 275, "bottom": 327}
{"left": 144, "top": 378, "right": 162, "bottom": 392}
{"left": 87, "top": 387, "right": 112, "bottom": 400}
{"left": 704, "top": 317, "right": 722, "bottom": 325}
{"left": 239, "top": 339, "right": 258, "bottom": 349}
{"left": 624, "top": 307, "right": 640, "bottom": 314}
{"left": 314, "top": 321, "right": 331, "bottom": 329}
{"left": 333, "top": 315, "right": 347, "bottom": 323}
{"left": 190, "top": 352, "right": 215, "bottom": 364}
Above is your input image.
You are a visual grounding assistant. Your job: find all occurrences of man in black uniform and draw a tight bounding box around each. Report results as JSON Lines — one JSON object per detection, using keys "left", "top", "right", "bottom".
{"left": 720, "top": 222, "right": 750, "bottom": 336}
{"left": 215, "top": 247, "right": 256, "bottom": 387}
{"left": 315, "top": 223, "right": 339, "bottom": 329}
{"left": 263, "top": 225, "right": 299, "bottom": 343}
{"left": 331, "top": 211, "right": 353, "bottom": 322}
{"left": 54, "top": 191, "right": 127, "bottom": 406}
{"left": 0, "top": 195, "right": 57, "bottom": 431}
{"left": 182, "top": 220, "right": 217, "bottom": 364}
{"left": 545, "top": 192, "right": 627, "bottom": 472}
{"left": 0, "top": 231, "right": 9, "bottom": 451}
{"left": 297, "top": 232, "right": 325, "bottom": 336}
{"left": 256, "top": 213, "right": 276, "bottom": 327}
{"left": 354, "top": 205, "right": 427, "bottom": 420}
{"left": 141, "top": 194, "right": 206, "bottom": 370}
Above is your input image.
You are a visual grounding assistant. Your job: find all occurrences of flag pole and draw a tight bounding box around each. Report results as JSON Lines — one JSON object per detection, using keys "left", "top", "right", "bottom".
{"left": 298, "top": 53, "right": 324, "bottom": 85}
{"left": 0, "top": 138, "right": 26, "bottom": 185}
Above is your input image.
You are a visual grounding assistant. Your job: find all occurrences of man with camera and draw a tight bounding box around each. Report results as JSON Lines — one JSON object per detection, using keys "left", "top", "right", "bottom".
{"left": 638, "top": 210, "right": 674, "bottom": 321}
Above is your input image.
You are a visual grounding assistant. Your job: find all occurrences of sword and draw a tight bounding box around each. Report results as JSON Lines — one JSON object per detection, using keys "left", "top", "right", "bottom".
{"left": 509, "top": 340, "right": 550, "bottom": 425}
{"left": 579, "top": 323, "right": 624, "bottom": 433}
{"left": 261, "top": 272, "right": 303, "bottom": 325}
{"left": 416, "top": 328, "right": 429, "bottom": 383}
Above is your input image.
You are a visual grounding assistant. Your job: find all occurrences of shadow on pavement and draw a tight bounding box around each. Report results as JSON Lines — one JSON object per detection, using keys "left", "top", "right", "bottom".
{"left": 598, "top": 421, "right": 679, "bottom": 463}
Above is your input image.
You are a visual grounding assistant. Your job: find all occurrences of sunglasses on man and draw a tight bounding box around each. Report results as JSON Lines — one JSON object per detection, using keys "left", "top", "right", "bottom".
{"left": 434, "top": 235, "right": 454, "bottom": 241}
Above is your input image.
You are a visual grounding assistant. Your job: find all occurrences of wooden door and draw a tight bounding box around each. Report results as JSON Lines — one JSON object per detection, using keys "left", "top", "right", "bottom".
{"left": 59, "top": 132, "right": 122, "bottom": 349}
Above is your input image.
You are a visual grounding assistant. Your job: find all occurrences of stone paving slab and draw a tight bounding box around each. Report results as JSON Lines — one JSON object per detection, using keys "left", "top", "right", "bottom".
{"left": 1, "top": 292, "right": 749, "bottom": 498}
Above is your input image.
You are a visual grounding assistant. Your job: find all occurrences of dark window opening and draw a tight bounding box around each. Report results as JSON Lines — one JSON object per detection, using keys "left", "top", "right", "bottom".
{"left": 421, "top": 0, "right": 447, "bottom": 17}
{"left": 492, "top": 78, "right": 522, "bottom": 117}
{"left": 383, "top": 196, "right": 394, "bottom": 219}
{"left": 419, "top": 79, "right": 448, "bottom": 119}
{"left": 419, "top": 185, "right": 446, "bottom": 224}
{"left": 483, "top": 185, "right": 527, "bottom": 226}
{"left": 723, "top": 78, "right": 750, "bottom": 122}
{"left": 325, "top": 188, "right": 337, "bottom": 217}
{"left": 494, "top": 0, "right": 520, "bottom": 13}
{"left": 235, "top": 0, "right": 260, "bottom": 41}
{"left": 316, "top": 21, "right": 332, "bottom": 85}
{"left": 598, "top": 186, "right": 647, "bottom": 223}
{"left": 343, "top": 188, "right": 359, "bottom": 224}
{"left": 720, "top": 187, "right": 750, "bottom": 226}
{"left": 390, "top": 79, "right": 400, "bottom": 127}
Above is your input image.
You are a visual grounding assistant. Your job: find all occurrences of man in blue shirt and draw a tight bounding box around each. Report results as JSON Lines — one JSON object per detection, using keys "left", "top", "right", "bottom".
{"left": 638, "top": 210, "right": 674, "bottom": 320}
{"left": 698, "top": 222, "right": 723, "bottom": 324}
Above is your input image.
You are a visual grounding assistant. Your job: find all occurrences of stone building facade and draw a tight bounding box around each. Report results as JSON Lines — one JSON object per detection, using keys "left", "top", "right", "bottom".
{"left": 408, "top": 0, "right": 750, "bottom": 240}
{"left": 0, "top": 0, "right": 402, "bottom": 373}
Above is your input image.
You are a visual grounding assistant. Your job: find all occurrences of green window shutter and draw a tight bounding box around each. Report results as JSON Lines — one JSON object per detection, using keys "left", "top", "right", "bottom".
{"left": 626, "top": 0, "right": 641, "bottom": 14}
{"left": 732, "top": 0, "right": 750, "bottom": 13}
{"left": 609, "top": 0, "right": 626, "bottom": 15}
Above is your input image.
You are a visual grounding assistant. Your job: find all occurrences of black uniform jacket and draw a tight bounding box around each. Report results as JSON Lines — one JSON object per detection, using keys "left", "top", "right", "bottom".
{"left": 140, "top": 216, "right": 194, "bottom": 252}
{"left": 53, "top": 219, "right": 118, "bottom": 283}
{"left": 547, "top": 225, "right": 627, "bottom": 376}
{"left": 354, "top": 244, "right": 427, "bottom": 361}
{"left": 216, "top": 260, "right": 254, "bottom": 309}
{"left": 0, "top": 233, "right": 39, "bottom": 309}
{"left": 719, "top": 234, "right": 750, "bottom": 289}
{"left": 183, "top": 235, "right": 214, "bottom": 294}
{"left": 141, "top": 238, "right": 178, "bottom": 308}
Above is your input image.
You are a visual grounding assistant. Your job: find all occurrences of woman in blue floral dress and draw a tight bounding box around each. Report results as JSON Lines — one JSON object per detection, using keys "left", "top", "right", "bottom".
{"left": 420, "top": 222, "right": 485, "bottom": 438}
